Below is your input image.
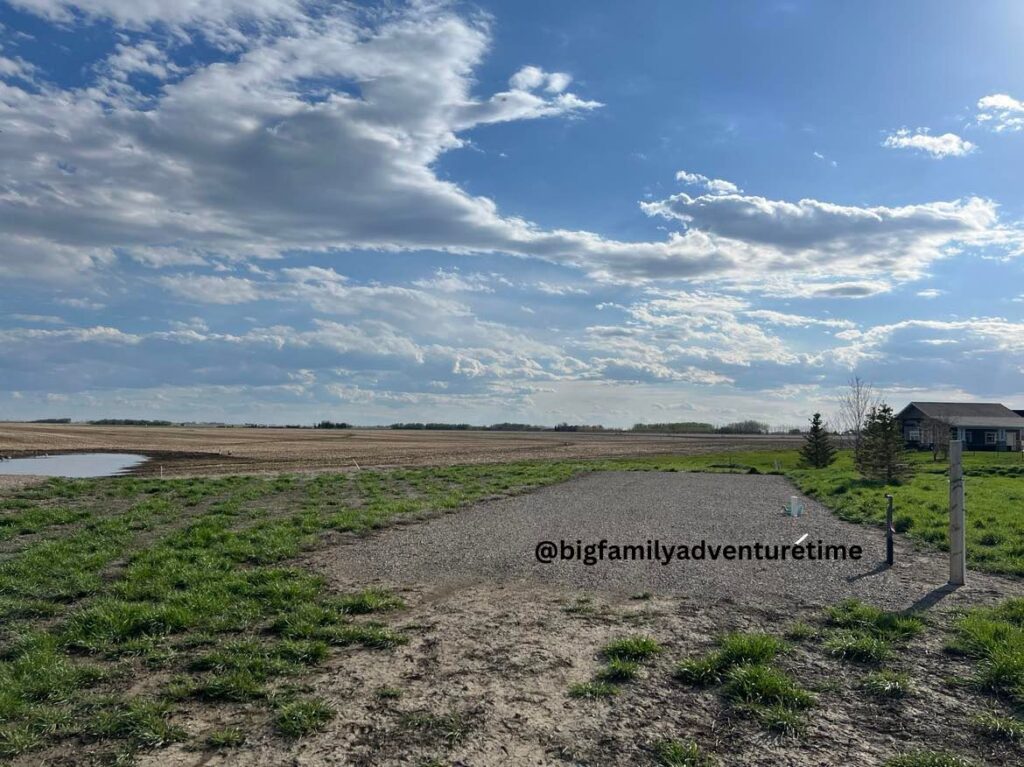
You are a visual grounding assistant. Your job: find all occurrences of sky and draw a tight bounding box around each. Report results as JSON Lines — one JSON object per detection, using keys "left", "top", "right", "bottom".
{"left": 1, "top": 0, "right": 1024, "bottom": 427}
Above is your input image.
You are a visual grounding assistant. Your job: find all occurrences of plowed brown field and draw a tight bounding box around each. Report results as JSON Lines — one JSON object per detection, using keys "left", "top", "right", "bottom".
{"left": 0, "top": 423, "right": 802, "bottom": 476}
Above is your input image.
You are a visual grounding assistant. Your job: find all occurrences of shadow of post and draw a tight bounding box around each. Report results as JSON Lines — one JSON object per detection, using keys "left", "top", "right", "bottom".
{"left": 845, "top": 560, "right": 891, "bottom": 583}
{"left": 906, "top": 583, "right": 960, "bottom": 613}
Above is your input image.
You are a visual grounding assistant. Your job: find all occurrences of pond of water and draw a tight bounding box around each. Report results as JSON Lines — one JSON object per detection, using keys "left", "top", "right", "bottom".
{"left": 0, "top": 453, "right": 148, "bottom": 478}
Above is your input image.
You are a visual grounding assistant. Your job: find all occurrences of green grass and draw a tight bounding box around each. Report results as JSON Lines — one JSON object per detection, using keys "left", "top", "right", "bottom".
{"left": 673, "top": 632, "right": 810, "bottom": 735}
{"left": 274, "top": 698, "right": 335, "bottom": 738}
{"left": 568, "top": 681, "right": 618, "bottom": 699}
{"left": 595, "top": 658, "right": 640, "bottom": 683}
{"left": 823, "top": 631, "right": 890, "bottom": 663}
{"left": 0, "top": 464, "right": 576, "bottom": 759}
{"left": 972, "top": 711, "right": 1024, "bottom": 741}
{"left": 205, "top": 727, "right": 246, "bottom": 749}
{"left": 601, "top": 635, "right": 663, "bottom": 663}
{"left": 825, "top": 600, "right": 925, "bottom": 641}
{"left": 949, "top": 598, "right": 1024, "bottom": 711}
{"left": 653, "top": 738, "right": 717, "bottom": 766}
{"left": 819, "top": 600, "right": 924, "bottom": 665}
{"left": 783, "top": 621, "right": 816, "bottom": 642}
{"left": 721, "top": 664, "right": 814, "bottom": 710}
{"left": 861, "top": 671, "right": 912, "bottom": 699}
{"left": 674, "top": 632, "right": 787, "bottom": 686}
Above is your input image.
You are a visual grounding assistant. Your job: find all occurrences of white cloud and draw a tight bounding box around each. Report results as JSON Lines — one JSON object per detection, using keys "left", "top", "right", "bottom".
{"left": 412, "top": 269, "right": 499, "bottom": 293}
{"left": 883, "top": 128, "right": 975, "bottom": 158}
{"left": 916, "top": 288, "right": 944, "bottom": 298}
{"left": 641, "top": 190, "right": 1000, "bottom": 288}
{"left": 743, "top": 310, "right": 855, "bottom": 329}
{"left": 509, "top": 66, "right": 573, "bottom": 94}
{"left": 1, "top": 4, "right": 1020, "bottom": 293}
{"left": 161, "top": 274, "right": 262, "bottom": 304}
{"left": 976, "top": 93, "right": 1024, "bottom": 132}
{"left": 813, "top": 151, "right": 837, "bottom": 168}
{"left": 676, "top": 170, "right": 740, "bottom": 195}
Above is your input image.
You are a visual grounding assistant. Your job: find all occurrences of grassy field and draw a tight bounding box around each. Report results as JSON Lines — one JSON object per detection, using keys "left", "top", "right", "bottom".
{"left": 0, "top": 464, "right": 575, "bottom": 762}
{"left": 0, "top": 448, "right": 1021, "bottom": 762}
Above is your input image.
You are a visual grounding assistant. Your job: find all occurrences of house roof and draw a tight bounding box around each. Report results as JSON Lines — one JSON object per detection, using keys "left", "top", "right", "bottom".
{"left": 898, "top": 402, "right": 1024, "bottom": 429}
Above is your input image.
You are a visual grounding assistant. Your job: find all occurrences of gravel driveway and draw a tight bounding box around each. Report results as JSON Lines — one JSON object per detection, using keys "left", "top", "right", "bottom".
{"left": 327, "top": 471, "right": 1019, "bottom": 611}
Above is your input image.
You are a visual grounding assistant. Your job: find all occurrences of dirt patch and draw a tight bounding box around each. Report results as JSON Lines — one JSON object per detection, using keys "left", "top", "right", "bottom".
{"left": 139, "top": 582, "right": 1019, "bottom": 767}
{"left": 0, "top": 474, "right": 44, "bottom": 492}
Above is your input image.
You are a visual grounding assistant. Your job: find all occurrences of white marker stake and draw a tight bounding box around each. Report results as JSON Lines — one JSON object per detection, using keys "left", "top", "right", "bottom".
{"left": 949, "top": 440, "right": 966, "bottom": 586}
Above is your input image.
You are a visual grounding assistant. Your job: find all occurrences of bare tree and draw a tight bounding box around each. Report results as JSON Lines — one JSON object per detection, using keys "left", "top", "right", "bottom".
{"left": 922, "top": 414, "right": 953, "bottom": 461}
{"left": 837, "top": 375, "right": 878, "bottom": 461}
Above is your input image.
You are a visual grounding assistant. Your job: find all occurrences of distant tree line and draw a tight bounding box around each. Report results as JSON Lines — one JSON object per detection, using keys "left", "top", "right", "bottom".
{"left": 389, "top": 423, "right": 473, "bottom": 430}
{"left": 631, "top": 422, "right": 715, "bottom": 433}
{"left": 30, "top": 418, "right": 71, "bottom": 424}
{"left": 88, "top": 419, "right": 173, "bottom": 426}
{"left": 552, "top": 423, "right": 609, "bottom": 432}
{"left": 630, "top": 420, "right": 772, "bottom": 435}
{"left": 314, "top": 421, "right": 351, "bottom": 429}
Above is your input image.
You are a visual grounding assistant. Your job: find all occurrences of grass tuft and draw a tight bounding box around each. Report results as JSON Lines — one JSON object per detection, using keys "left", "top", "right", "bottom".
{"left": 596, "top": 658, "right": 640, "bottom": 683}
{"left": 274, "top": 698, "right": 335, "bottom": 738}
{"left": 972, "top": 711, "right": 1024, "bottom": 741}
{"left": 721, "top": 664, "right": 814, "bottom": 710}
{"left": 601, "top": 635, "right": 663, "bottom": 663}
{"left": 568, "top": 681, "right": 618, "bottom": 699}
{"left": 823, "top": 631, "right": 890, "bottom": 664}
{"left": 861, "top": 671, "right": 912, "bottom": 699}
{"left": 653, "top": 738, "right": 717, "bottom": 766}
{"left": 205, "top": 727, "right": 246, "bottom": 749}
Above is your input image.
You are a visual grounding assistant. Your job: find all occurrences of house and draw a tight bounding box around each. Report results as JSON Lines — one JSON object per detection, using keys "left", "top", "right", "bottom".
{"left": 896, "top": 402, "right": 1024, "bottom": 452}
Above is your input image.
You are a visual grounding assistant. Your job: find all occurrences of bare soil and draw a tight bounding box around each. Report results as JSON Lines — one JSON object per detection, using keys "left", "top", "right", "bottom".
{"left": 0, "top": 423, "right": 802, "bottom": 477}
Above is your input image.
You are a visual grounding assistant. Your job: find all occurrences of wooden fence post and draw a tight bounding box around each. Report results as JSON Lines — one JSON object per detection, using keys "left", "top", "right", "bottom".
{"left": 949, "top": 440, "right": 966, "bottom": 586}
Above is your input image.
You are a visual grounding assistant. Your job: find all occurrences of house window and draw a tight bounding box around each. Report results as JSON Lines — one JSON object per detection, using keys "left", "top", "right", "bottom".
{"left": 908, "top": 428, "right": 921, "bottom": 441}
{"left": 985, "top": 432, "right": 997, "bottom": 445}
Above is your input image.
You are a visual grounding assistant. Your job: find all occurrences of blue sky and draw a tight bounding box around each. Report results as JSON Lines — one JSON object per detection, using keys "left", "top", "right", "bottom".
{"left": 2, "top": 0, "right": 1023, "bottom": 427}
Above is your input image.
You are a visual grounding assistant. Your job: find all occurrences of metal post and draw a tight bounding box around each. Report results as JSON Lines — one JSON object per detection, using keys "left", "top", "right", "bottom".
{"left": 949, "top": 440, "right": 966, "bottom": 586}
{"left": 885, "top": 494, "right": 894, "bottom": 566}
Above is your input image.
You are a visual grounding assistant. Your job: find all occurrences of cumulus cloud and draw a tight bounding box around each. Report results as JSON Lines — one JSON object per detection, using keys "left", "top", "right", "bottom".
{"left": 976, "top": 93, "right": 1024, "bottom": 132}
{"left": 509, "top": 66, "right": 573, "bottom": 94}
{"left": 0, "top": 4, "right": 607, "bottom": 281}
{"left": 641, "top": 190, "right": 999, "bottom": 287}
{"left": 824, "top": 318, "right": 1024, "bottom": 383}
{"left": 4, "top": 2, "right": 1013, "bottom": 292}
{"left": 883, "top": 128, "right": 975, "bottom": 158}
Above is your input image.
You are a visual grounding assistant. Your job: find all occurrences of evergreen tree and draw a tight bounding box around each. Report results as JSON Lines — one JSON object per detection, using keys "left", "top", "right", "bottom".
{"left": 857, "top": 404, "right": 911, "bottom": 483}
{"left": 800, "top": 412, "right": 836, "bottom": 468}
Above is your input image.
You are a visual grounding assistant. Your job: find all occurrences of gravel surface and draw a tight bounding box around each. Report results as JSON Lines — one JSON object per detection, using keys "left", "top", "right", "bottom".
{"left": 326, "top": 471, "right": 1021, "bottom": 611}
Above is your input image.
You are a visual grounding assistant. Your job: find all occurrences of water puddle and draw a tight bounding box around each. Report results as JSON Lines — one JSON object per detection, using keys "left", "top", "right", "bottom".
{"left": 0, "top": 453, "right": 148, "bottom": 478}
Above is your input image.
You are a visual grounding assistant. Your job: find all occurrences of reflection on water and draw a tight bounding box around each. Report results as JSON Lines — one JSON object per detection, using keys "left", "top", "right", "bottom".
{"left": 0, "top": 453, "right": 148, "bottom": 478}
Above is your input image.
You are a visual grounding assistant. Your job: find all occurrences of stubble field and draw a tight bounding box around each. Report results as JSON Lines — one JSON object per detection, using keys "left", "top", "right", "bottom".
{"left": 0, "top": 423, "right": 803, "bottom": 476}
